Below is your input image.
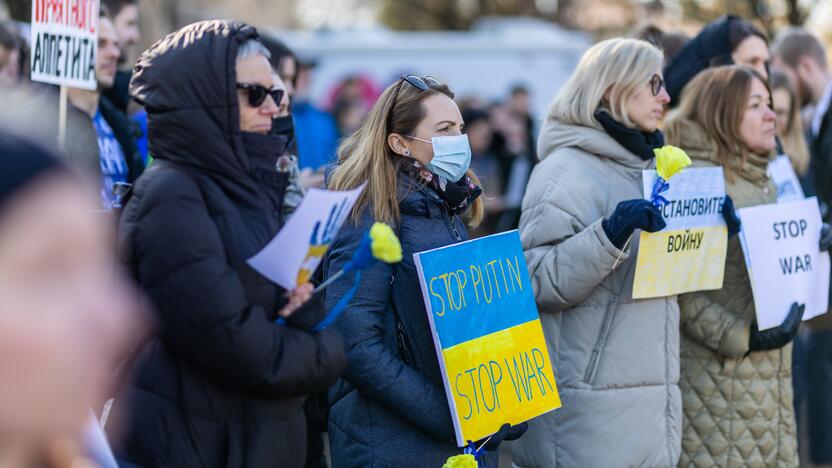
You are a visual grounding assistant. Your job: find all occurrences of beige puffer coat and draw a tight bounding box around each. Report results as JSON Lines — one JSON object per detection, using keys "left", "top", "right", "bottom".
{"left": 512, "top": 119, "right": 681, "bottom": 468}
{"left": 668, "top": 118, "right": 798, "bottom": 468}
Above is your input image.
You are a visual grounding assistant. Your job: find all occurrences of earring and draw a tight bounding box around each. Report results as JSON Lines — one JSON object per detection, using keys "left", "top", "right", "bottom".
{"left": 403, "top": 149, "right": 411, "bottom": 157}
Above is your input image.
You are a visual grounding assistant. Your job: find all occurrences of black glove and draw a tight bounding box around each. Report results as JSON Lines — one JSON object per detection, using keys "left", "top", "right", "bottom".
{"left": 476, "top": 422, "right": 528, "bottom": 452}
{"left": 722, "top": 195, "right": 741, "bottom": 239}
{"left": 820, "top": 223, "right": 832, "bottom": 251}
{"left": 602, "top": 199, "right": 666, "bottom": 249}
{"left": 749, "top": 302, "right": 804, "bottom": 352}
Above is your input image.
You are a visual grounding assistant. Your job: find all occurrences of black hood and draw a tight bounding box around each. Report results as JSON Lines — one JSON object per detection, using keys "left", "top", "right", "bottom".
{"left": 130, "top": 20, "right": 261, "bottom": 200}
{"left": 664, "top": 15, "right": 739, "bottom": 107}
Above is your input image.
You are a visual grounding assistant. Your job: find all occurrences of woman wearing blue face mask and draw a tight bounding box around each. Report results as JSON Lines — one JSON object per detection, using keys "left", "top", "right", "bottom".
{"left": 325, "top": 75, "right": 525, "bottom": 467}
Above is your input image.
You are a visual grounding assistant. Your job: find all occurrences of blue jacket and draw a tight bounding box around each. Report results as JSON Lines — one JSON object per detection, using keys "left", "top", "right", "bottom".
{"left": 294, "top": 101, "right": 339, "bottom": 170}
{"left": 325, "top": 172, "right": 498, "bottom": 467}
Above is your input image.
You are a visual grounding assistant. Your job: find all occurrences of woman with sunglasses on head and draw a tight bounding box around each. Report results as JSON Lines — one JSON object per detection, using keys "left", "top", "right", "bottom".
{"left": 110, "top": 21, "right": 346, "bottom": 467}
{"left": 666, "top": 65, "right": 802, "bottom": 468}
{"left": 512, "top": 38, "right": 684, "bottom": 467}
{"left": 325, "top": 75, "right": 526, "bottom": 467}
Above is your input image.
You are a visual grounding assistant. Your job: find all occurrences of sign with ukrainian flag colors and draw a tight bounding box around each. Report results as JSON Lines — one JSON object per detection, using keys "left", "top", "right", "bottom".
{"left": 414, "top": 230, "right": 560, "bottom": 447}
{"left": 633, "top": 167, "right": 728, "bottom": 299}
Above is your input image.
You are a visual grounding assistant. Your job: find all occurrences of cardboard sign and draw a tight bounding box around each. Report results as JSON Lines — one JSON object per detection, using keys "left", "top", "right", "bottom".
{"left": 414, "top": 230, "right": 561, "bottom": 446}
{"left": 738, "top": 197, "right": 830, "bottom": 330}
{"left": 248, "top": 183, "right": 365, "bottom": 290}
{"left": 633, "top": 167, "right": 728, "bottom": 298}
{"left": 770, "top": 155, "right": 805, "bottom": 203}
{"left": 30, "top": 0, "right": 100, "bottom": 90}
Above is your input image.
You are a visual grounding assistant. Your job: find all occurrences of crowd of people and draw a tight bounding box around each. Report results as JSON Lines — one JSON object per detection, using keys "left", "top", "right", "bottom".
{"left": 2, "top": 3, "right": 832, "bottom": 468}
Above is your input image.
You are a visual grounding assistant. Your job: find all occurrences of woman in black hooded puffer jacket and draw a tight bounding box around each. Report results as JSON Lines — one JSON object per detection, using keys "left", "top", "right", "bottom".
{"left": 109, "top": 20, "right": 346, "bottom": 468}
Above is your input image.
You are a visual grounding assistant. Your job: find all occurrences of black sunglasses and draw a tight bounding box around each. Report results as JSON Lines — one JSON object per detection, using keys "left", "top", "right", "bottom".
{"left": 649, "top": 74, "right": 665, "bottom": 97}
{"left": 387, "top": 74, "right": 443, "bottom": 129}
{"left": 236, "top": 82, "right": 285, "bottom": 108}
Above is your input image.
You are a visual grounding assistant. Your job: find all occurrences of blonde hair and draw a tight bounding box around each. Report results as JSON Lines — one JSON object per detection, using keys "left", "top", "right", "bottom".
{"left": 548, "top": 38, "right": 664, "bottom": 128}
{"left": 328, "top": 80, "right": 484, "bottom": 227}
{"left": 770, "top": 69, "right": 811, "bottom": 176}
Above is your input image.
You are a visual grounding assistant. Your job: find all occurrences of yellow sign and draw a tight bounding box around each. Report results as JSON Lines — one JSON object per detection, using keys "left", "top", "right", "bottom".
{"left": 633, "top": 167, "right": 728, "bottom": 299}
{"left": 415, "top": 231, "right": 561, "bottom": 446}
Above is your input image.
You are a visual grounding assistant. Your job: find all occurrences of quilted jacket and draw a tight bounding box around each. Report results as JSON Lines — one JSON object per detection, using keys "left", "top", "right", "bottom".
{"left": 668, "top": 118, "right": 798, "bottom": 468}
{"left": 512, "top": 119, "right": 682, "bottom": 467}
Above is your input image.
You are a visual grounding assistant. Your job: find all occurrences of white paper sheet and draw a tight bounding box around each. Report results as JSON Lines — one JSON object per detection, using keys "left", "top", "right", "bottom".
{"left": 738, "top": 197, "right": 830, "bottom": 330}
{"left": 248, "top": 183, "right": 365, "bottom": 290}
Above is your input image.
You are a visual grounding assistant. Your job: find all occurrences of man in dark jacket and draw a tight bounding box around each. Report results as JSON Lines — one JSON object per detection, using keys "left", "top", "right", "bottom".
{"left": 66, "top": 13, "right": 143, "bottom": 209}
{"left": 772, "top": 27, "right": 832, "bottom": 467}
{"left": 108, "top": 20, "right": 347, "bottom": 467}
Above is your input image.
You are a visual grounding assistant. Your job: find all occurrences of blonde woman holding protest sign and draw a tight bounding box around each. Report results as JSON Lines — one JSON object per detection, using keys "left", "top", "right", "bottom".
{"left": 665, "top": 65, "right": 803, "bottom": 467}
{"left": 326, "top": 75, "right": 526, "bottom": 467}
{"left": 513, "top": 38, "right": 684, "bottom": 467}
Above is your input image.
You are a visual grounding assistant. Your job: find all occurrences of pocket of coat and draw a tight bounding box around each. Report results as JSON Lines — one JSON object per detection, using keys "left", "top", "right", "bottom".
{"left": 583, "top": 295, "right": 619, "bottom": 384}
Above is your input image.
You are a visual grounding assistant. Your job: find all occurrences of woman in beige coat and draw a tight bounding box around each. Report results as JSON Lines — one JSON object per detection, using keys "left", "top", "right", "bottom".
{"left": 514, "top": 38, "right": 683, "bottom": 468}
{"left": 665, "top": 65, "right": 804, "bottom": 468}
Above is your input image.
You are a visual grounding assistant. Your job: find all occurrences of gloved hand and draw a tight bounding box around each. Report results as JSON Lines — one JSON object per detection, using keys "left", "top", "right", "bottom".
{"left": 820, "top": 223, "right": 832, "bottom": 251}
{"left": 749, "top": 302, "right": 804, "bottom": 352}
{"left": 476, "top": 422, "right": 529, "bottom": 452}
{"left": 722, "top": 195, "right": 741, "bottom": 238}
{"left": 602, "top": 199, "right": 666, "bottom": 249}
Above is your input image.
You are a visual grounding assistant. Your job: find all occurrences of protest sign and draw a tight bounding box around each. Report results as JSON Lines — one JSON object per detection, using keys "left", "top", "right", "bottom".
{"left": 414, "top": 230, "right": 561, "bottom": 446}
{"left": 770, "top": 155, "right": 805, "bottom": 203}
{"left": 248, "top": 183, "right": 365, "bottom": 290}
{"left": 30, "top": 0, "right": 100, "bottom": 90}
{"left": 738, "top": 197, "right": 829, "bottom": 330}
{"left": 633, "top": 167, "right": 728, "bottom": 298}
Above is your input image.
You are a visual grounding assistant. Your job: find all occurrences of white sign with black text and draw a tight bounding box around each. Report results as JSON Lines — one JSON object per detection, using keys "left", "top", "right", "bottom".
{"left": 738, "top": 197, "right": 829, "bottom": 330}
{"left": 30, "top": 0, "right": 100, "bottom": 90}
{"left": 769, "top": 155, "right": 805, "bottom": 203}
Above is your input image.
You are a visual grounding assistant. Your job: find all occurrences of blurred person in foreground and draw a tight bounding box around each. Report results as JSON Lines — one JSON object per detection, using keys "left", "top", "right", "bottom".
{"left": 514, "top": 38, "right": 678, "bottom": 467}
{"left": 666, "top": 65, "right": 801, "bottom": 468}
{"left": 665, "top": 15, "right": 770, "bottom": 107}
{"left": 0, "top": 130, "right": 138, "bottom": 467}
{"left": 108, "top": 21, "right": 346, "bottom": 467}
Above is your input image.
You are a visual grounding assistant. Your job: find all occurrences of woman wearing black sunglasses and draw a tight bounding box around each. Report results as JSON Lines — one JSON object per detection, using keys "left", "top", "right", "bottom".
{"left": 109, "top": 21, "right": 346, "bottom": 468}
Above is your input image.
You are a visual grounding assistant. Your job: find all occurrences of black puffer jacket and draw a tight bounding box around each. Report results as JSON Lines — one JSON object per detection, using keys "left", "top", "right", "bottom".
{"left": 110, "top": 21, "right": 346, "bottom": 467}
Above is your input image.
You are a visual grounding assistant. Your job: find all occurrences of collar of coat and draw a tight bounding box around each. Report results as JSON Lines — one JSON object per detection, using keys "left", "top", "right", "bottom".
{"left": 667, "top": 117, "right": 773, "bottom": 185}
{"left": 536, "top": 118, "right": 655, "bottom": 170}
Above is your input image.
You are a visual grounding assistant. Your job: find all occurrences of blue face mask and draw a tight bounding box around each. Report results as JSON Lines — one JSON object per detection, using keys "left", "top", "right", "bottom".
{"left": 407, "top": 134, "right": 472, "bottom": 182}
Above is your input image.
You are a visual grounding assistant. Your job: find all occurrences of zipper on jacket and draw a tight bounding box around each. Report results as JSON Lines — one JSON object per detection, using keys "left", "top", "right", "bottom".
{"left": 447, "top": 213, "right": 462, "bottom": 241}
{"left": 583, "top": 294, "right": 620, "bottom": 384}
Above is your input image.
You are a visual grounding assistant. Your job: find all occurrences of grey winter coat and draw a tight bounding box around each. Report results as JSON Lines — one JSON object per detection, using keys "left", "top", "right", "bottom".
{"left": 511, "top": 119, "right": 682, "bottom": 467}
